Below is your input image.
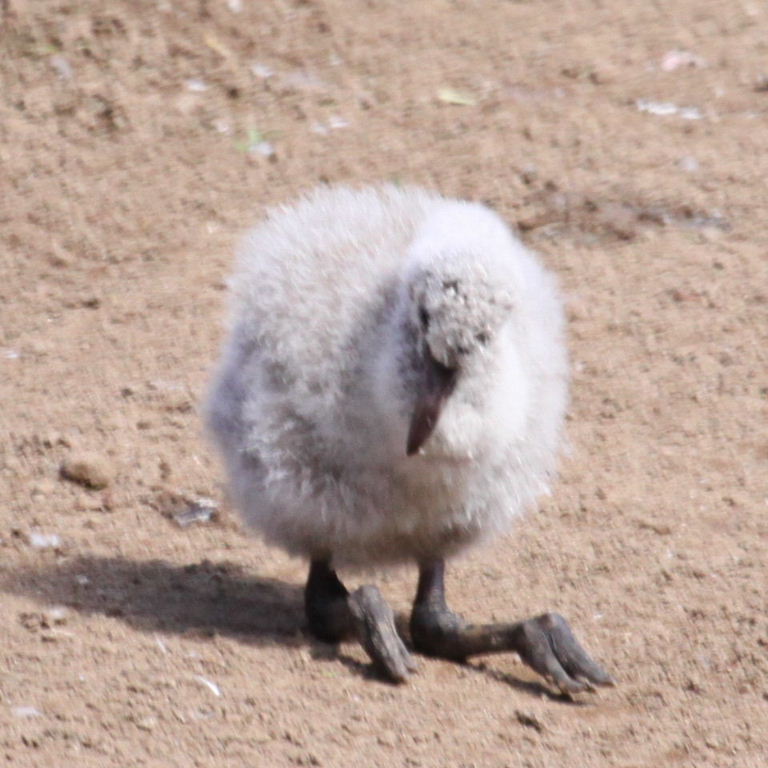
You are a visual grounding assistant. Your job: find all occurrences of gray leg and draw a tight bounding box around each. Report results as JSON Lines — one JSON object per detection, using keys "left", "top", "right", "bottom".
{"left": 305, "top": 560, "right": 355, "bottom": 642}
{"left": 304, "top": 560, "right": 417, "bottom": 682}
{"left": 410, "top": 560, "right": 615, "bottom": 695}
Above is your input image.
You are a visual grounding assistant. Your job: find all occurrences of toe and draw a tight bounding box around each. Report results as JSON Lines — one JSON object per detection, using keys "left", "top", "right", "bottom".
{"left": 349, "top": 585, "right": 416, "bottom": 683}
{"left": 515, "top": 618, "right": 584, "bottom": 693}
{"left": 537, "top": 613, "right": 615, "bottom": 688}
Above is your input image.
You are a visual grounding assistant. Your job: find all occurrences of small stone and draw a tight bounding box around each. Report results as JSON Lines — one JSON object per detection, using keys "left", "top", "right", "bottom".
{"left": 135, "top": 716, "right": 157, "bottom": 731}
{"left": 161, "top": 390, "right": 193, "bottom": 413}
{"left": 60, "top": 454, "right": 113, "bottom": 490}
{"left": 377, "top": 730, "right": 398, "bottom": 747}
{"left": 43, "top": 432, "right": 71, "bottom": 448}
{"left": 158, "top": 458, "right": 172, "bottom": 481}
{"left": 588, "top": 63, "right": 617, "bottom": 84}
{"left": 49, "top": 249, "right": 73, "bottom": 268}
{"left": 18, "top": 606, "right": 68, "bottom": 631}
{"left": 31, "top": 480, "right": 59, "bottom": 498}
{"left": 75, "top": 491, "right": 109, "bottom": 512}
{"left": 515, "top": 709, "right": 545, "bottom": 732}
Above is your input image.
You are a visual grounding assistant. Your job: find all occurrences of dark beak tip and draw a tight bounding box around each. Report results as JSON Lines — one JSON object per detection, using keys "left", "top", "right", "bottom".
{"left": 406, "top": 352, "right": 458, "bottom": 458}
{"left": 405, "top": 429, "right": 423, "bottom": 457}
{"left": 406, "top": 409, "right": 436, "bottom": 457}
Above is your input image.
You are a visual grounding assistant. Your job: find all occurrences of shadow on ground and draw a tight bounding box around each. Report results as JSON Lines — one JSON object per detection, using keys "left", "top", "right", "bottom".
{"left": 2, "top": 553, "right": 579, "bottom": 700}
{"left": 3, "top": 554, "right": 305, "bottom": 642}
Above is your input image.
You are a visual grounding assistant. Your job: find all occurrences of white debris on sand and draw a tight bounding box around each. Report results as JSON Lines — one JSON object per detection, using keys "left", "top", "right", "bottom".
{"left": 660, "top": 50, "right": 706, "bottom": 71}
{"left": 194, "top": 676, "right": 222, "bottom": 697}
{"left": 27, "top": 531, "right": 61, "bottom": 549}
{"left": 11, "top": 706, "right": 43, "bottom": 718}
{"left": 678, "top": 156, "right": 700, "bottom": 172}
{"left": 185, "top": 78, "right": 208, "bottom": 93}
{"left": 252, "top": 141, "right": 275, "bottom": 158}
{"left": 636, "top": 99, "right": 703, "bottom": 120}
{"left": 49, "top": 55, "right": 73, "bottom": 80}
{"left": 173, "top": 497, "right": 218, "bottom": 528}
{"left": 250, "top": 62, "right": 274, "bottom": 79}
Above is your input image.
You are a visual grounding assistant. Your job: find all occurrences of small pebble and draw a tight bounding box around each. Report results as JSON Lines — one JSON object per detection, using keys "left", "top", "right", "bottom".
{"left": 515, "top": 709, "right": 545, "bottom": 732}
{"left": 31, "top": 480, "right": 59, "bottom": 498}
{"left": 60, "top": 454, "right": 113, "bottom": 490}
{"left": 377, "top": 729, "right": 398, "bottom": 747}
{"left": 136, "top": 716, "right": 158, "bottom": 731}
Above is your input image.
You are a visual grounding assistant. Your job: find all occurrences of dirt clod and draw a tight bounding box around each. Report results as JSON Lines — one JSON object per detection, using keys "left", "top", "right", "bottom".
{"left": 60, "top": 454, "right": 113, "bottom": 490}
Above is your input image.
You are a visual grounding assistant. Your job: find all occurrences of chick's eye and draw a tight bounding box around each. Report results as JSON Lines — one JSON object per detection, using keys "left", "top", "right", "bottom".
{"left": 476, "top": 331, "right": 489, "bottom": 345}
{"left": 418, "top": 306, "right": 430, "bottom": 330}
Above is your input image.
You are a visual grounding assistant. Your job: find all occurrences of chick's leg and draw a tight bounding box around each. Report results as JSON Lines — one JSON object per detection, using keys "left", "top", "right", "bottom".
{"left": 305, "top": 560, "right": 417, "bottom": 682}
{"left": 409, "top": 560, "right": 614, "bottom": 695}
{"left": 305, "top": 560, "right": 355, "bottom": 642}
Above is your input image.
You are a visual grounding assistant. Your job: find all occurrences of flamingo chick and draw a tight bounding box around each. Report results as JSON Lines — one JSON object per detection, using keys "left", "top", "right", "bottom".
{"left": 205, "top": 184, "right": 613, "bottom": 693}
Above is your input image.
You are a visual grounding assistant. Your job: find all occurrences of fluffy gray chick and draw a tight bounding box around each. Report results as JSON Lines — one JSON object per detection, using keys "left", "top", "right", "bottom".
{"left": 206, "top": 185, "right": 613, "bottom": 693}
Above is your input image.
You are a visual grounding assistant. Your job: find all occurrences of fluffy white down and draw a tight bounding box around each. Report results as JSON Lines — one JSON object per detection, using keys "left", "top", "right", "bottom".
{"left": 205, "top": 185, "right": 568, "bottom": 568}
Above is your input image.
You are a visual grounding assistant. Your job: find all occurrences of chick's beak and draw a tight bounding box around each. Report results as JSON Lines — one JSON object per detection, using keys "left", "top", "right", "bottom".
{"left": 406, "top": 350, "right": 458, "bottom": 456}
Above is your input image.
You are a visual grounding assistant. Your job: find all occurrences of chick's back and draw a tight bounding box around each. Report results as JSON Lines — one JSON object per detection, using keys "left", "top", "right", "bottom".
{"left": 230, "top": 185, "right": 438, "bottom": 412}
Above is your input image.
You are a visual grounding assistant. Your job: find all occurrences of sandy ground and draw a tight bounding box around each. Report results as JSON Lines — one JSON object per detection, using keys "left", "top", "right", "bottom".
{"left": 2, "top": 1, "right": 767, "bottom": 766}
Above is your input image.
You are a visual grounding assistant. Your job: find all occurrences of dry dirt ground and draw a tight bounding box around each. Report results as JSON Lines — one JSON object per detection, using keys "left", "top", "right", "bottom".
{"left": 2, "top": 1, "right": 767, "bottom": 766}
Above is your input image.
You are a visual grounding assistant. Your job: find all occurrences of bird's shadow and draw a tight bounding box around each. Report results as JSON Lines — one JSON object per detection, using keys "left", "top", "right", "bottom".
{"left": 4, "top": 554, "right": 582, "bottom": 701}
{"left": 4, "top": 554, "right": 306, "bottom": 643}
